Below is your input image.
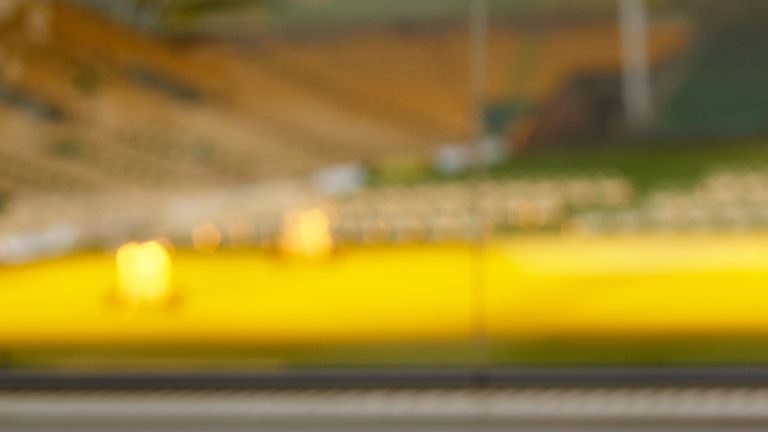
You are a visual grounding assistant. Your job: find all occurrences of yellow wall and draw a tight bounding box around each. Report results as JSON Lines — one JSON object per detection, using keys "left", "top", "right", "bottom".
{"left": 2, "top": 235, "right": 768, "bottom": 348}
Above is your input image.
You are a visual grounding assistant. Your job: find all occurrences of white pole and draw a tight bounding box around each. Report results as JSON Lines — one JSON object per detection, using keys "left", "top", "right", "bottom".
{"left": 468, "top": 0, "right": 488, "bottom": 239}
{"left": 619, "top": 0, "right": 653, "bottom": 129}
{"left": 470, "top": 0, "right": 488, "bottom": 165}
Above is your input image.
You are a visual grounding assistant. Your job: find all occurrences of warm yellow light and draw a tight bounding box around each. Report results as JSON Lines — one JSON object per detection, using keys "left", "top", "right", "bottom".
{"left": 279, "top": 207, "right": 334, "bottom": 257}
{"left": 192, "top": 223, "right": 221, "bottom": 253}
{"left": 116, "top": 241, "right": 173, "bottom": 306}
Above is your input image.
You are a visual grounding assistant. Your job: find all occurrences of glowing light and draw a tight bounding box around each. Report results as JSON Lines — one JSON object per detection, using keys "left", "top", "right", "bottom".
{"left": 279, "top": 208, "right": 334, "bottom": 257}
{"left": 193, "top": 223, "right": 221, "bottom": 253}
{"left": 116, "top": 241, "right": 173, "bottom": 306}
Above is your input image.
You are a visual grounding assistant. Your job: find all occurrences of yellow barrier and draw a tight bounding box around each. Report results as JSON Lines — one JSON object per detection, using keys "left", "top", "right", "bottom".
{"left": 1, "top": 235, "right": 768, "bottom": 347}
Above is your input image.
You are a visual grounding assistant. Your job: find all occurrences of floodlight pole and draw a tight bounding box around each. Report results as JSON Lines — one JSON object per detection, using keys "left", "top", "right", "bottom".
{"left": 469, "top": 0, "right": 488, "bottom": 384}
{"left": 619, "top": 0, "right": 653, "bottom": 129}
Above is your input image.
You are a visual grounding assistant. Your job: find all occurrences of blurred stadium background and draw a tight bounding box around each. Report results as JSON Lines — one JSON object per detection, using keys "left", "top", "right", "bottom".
{"left": 3, "top": 0, "right": 768, "bottom": 428}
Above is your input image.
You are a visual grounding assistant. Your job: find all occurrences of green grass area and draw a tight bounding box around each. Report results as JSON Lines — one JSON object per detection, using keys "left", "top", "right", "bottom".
{"left": 491, "top": 141, "right": 768, "bottom": 191}
{"left": 8, "top": 336, "right": 768, "bottom": 369}
{"left": 371, "top": 141, "right": 768, "bottom": 193}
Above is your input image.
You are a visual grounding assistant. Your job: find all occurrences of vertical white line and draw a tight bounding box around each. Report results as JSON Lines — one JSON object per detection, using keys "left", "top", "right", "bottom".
{"left": 620, "top": 0, "right": 653, "bottom": 129}
{"left": 470, "top": 0, "right": 489, "bottom": 163}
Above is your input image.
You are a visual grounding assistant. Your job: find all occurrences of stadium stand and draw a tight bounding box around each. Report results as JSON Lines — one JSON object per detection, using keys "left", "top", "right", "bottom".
{"left": 331, "top": 174, "right": 634, "bottom": 243}
{"left": 571, "top": 167, "right": 768, "bottom": 235}
{"left": 0, "top": 1, "right": 689, "bottom": 193}
{"left": 0, "top": 0, "right": 692, "bottom": 255}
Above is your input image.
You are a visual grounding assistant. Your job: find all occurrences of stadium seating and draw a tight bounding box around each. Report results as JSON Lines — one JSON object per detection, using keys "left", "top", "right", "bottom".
{"left": 570, "top": 167, "right": 768, "bottom": 235}
{"left": 330, "top": 175, "right": 633, "bottom": 243}
{"left": 0, "top": 1, "right": 693, "bottom": 253}
{"left": 0, "top": 1, "right": 689, "bottom": 195}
